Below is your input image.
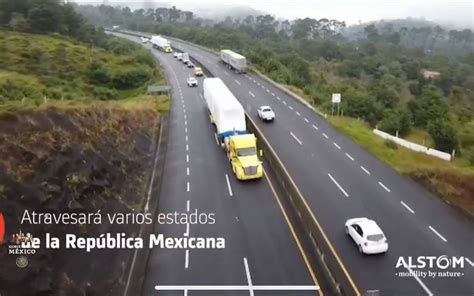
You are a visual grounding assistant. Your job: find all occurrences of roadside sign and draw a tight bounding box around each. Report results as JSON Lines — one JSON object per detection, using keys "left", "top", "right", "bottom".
{"left": 332, "top": 93, "right": 341, "bottom": 103}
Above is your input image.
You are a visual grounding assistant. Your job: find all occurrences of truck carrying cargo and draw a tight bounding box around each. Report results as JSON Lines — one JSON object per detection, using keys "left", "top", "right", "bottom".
{"left": 150, "top": 35, "right": 172, "bottom": 53}
{"left": 181, "top": 52, "right": 190, "bottom": 64}
{"left": 203, "top": 78, "right": 263, "bottom": 180}
{"left": 220, "top": 50, "right": 247, "bottom": 73}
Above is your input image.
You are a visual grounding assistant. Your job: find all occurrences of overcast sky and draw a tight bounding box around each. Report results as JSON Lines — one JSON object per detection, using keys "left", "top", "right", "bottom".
{"left": 77, "top": 0, "right": 474, "bottom": 29}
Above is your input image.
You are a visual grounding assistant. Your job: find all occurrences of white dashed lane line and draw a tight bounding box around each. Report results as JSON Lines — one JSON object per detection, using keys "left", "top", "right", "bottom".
{"left": 296, "top": 111, "right": 301, "bottom": 116}
{"left": 360, "top": 166, "right": 370, "bottom": 175}
{"left": 328, "top": 173, "right": 349, "bottom": 197}
{"left": 378, "top": 181, "right": 391, "bottom": 193}
{"left": 322, "top": 133, "right": 329, "bottom": 139}
{"left": 345, "top": 153, "right": 354, "bottom": 161}
{"left": 428, "top": 226, "right": 447, "bottom": 242}
{"left": 400, "top": 201, "right": 415, "bottom": 214}
{"left": 186, "top": 181, "right": 190, "bottom": 192}
{"left": 225, "top": 174, "right": 233, "bottom": 197}
{"left": 186, "top": 154, "right": 189, "bottom": 163}
{"left": 312, "top": 124, "right": 319, "bottom": 130}
{"left": 290, "top": 132, "right": 303, "bottom": 145}
{"left": 234, "top": 79, "right": 241, "bottom": 85}
{"left": 289, "top": 106, "right": 294, "bottom": 110}
{"left": 303, "top": 117, "right": 309, "bottom": 123}
{"left": 333, "top": 142, "right": 341, "bottom": 150}
{"left": 249, "top": 91, "right": 255, "bottom": 98}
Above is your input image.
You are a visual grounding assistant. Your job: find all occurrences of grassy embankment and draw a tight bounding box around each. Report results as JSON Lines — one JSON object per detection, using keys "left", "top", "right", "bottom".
{"left": 0, "top": 30, "right": 169, "bottom": 295}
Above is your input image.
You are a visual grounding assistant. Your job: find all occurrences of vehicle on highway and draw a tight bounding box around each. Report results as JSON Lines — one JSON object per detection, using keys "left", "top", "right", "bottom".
{"left": 220, "top": 49, "right": 247, "bottom": 73}
{"left": 345, "top": 217, "right": 388, "bottom": 254}
{"left": 150, "top": 35, "right": 172, "bottom": 53}
{"left": 177, "top": 53, "right": 183, "bottom": 61}
{"left": 182, "top": 52, "right": 190, "bottom": 64}
{"left": 173, "top": 52, "right": 179, "bottom": 58}
{"left": 140, "top": 36, "right": 149, "bottom": 43}
{"left": 194, "top": 67, "right": 203, "bottom": 76}
{"left": 187, "top": 77, "right": 198, "bottom": 87}
{"left": 203, "top": 78, "right": 263, "bottom": 180}
{"left": 187, "top": 61, "right": 195, "bottom": 68}
{"left": 257, "top": 106, "right": 275, "bottom": 121}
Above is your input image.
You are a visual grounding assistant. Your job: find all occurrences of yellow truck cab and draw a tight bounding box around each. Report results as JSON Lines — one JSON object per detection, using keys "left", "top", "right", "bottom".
{"left": 226, "top": 134, "right": 263, "bottom": 180}
{"left": 164, "top": 45, "right": 172, "bottom": 53}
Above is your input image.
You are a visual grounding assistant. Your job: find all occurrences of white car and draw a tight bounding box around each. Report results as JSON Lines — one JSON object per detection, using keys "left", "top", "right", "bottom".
{"left": 257, "top": 106, "right": 275, "bottom": 121}
{"left": 187, "top": 77, "right": 198, "bottom": 87}
{"left": 177, "top": 53, "right": 183, "bottom": 61}
{"left": 140, "top": 37, "right": 149, "bottom": 43}
{"left": 345, "top": 217, "right": 388, "bottom": 254}
{"left": 173, "top": 52, "right": 179, "bottom": 58}
{"left": 187, "top": 62, "right": 195, "bottom": 68}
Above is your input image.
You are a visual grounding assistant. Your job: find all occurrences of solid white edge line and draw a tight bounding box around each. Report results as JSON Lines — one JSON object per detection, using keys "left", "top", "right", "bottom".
{"left": 360, "top": 166, "right": 370, "bottom": 175}
{"left": 290, "top": 132, "right": 303, "bottom": 145}
{"left": 155, "top": 285, "right": 320, "bottom": 291}
{"left": 404, "top": 265, "right": 434, "bottom": 296}
{"left": 400, "top": 201, "right": 415, "bottom": 214}
{"left": 345, "top": 153, "right": 354, "bottom": 161}
{"left": 328, "top": 173, "right": 349, "bottom": 197}
{"left": 244, "top": 258, "right": 254, "bottom": 296}
{"left": 378, "top": 181, "right": 391, "bottom": 192}
{"left": 333, "top": 142, "right": 341, "bottom": 150}
{"left": 249, "top": 91, "right": 255, "bottom": 97}
{"left": 185, "top": 250, "right": 189, "bottom": 269}
{"left": 225, "top": 174, "right": 233, "bottom": 197}
{"left": 428, "top": 226, "right": 447, "bottom": 242}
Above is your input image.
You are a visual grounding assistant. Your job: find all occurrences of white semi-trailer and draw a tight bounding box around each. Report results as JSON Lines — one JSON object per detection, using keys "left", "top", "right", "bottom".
{"left": 220, "top": 49, "right": 247, "bottom": 73}
{"left": 181, "top": 52, "right": 190, "bottom": 64}
{"left": 150, "top": 35, "right": 172, "bottom": 53}
{"left": 203, "top": 78, "right": 263, "bottom": 180}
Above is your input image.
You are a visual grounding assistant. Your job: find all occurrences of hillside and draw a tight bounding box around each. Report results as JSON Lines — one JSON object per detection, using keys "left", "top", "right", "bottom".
{"left": 0, "top": 31, "right": 168, "bottom": 295}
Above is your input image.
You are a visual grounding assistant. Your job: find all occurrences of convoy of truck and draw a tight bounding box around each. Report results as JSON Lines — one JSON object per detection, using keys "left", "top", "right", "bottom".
{"left": 220, "top": 49, "right": 247, "bottom": 73}
{"left": 150, "top": 35, "right": 172, "bottom": 53}
{"left": 203, "top": 78, "right": 263, "bottom": 180}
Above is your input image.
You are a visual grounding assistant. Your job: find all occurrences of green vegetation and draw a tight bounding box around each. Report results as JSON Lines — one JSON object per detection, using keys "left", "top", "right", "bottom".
{"left": 0, "top": 30, "right": 164, "bottom": 110}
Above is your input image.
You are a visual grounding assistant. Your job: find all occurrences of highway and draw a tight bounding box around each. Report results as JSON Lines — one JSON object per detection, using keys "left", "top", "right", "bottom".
{"left": 166, "top": 39, "right": 474, "bottom": 295}
{"left": 112, "top": 33, "right": 321, "bottom": 296}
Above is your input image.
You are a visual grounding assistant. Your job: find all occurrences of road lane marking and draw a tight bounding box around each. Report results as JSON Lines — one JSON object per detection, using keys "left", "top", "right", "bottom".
{"left": 257, "top": 82, "right": 261, "bottom": 86}
{"left": 249, "top": 91, "right": 255, "bottom": 97}
{"left": 185, "top": 250, "right": 189, "bottom": 269}
{"left": 283, "top": 101, "right": 287, "bottom": 105}
{"left": 186, "top": 181, "right": 190, "bottom": 192}
{"left": 429, "top": 226, "right": 447, "bottom": 242}
{"left": 345, "top": 153, "right": 354, "bottom": 161}
{"left": 186, "top": 154, "right": 189, "bottom": 163}
{"left": 185, "top": 127, "right": 188, "bottom": 133}
{"left": 312, "top": 124, "right": 319, "bottom": 130}
{"left": 184, "top": 222, "right": 190, "bottom": 237}
{"left": 185, "top": 135, "right": 188, "bottom": 142}
{"left": 303, "top": 117, "right": 309, "bottom": 123}
{"left": 290, "top": 132, "right": 303, "bottom": 145}
{"left": 244, "top": 258, "right": 254, "bottom": 296}
{"left": 186, "top": 167, "right": 190, "bottom": 176}
{"left": 328, "top": 173, "right": 349, "bottom": 197}
{"left": 276, "top": 96, "right": 281, "bottom": 101}
{"left": 400, "top": 201, "right": 415, "bottom": 214}
{"left": 184, "top": 114, "right": 187, "bottom": 120}
{"left": 378, "top": 181, "right": 391, "bottom": 192}
{"left": 333, "top": 142, "right": 341, "bottom": 150}
{"left": 186, "top": 144, "right": 189, "bottom": 151}
{"left": 271, "top": 92, "right": 275, "bottom": 96}
{"left": 404, "top": 266, "right": 433, "bottom": 296}
{"left": 296, "top": 111, "right": 301, "bottom": 116}
{"left": 214, "top": 133, "right": 219, "bottom": 146}
{"left": 360, "top": 166, "right": 370, "bottom": 175}
{"left": 322, "top": 133, "right": 329, "bottom": 139}
{"left": 185, "top": 120, "right": 187, "bottom": 126}
{"left": 225, "top": 174, "right": 233, "bottom": 197}
{"left": 289, "top": 106, "right": 294, "bottom": 110}
{"left": 186, "top": 200, "right": 190, "bottom": 212}
{"left": 235, "top": 79, "right": 241, "bottom": 85}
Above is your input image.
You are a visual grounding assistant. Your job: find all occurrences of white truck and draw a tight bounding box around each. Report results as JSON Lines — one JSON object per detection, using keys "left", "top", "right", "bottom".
{"left": 220, "top": 49, "right": 247, "bottom": 73}
{"left": 203, "top": 78, "right": 263, "bottom": 180}
{"left": 150, "top": 35, "right": 172, "bottom": 53}
{"left": 181, "top": 52, "right": 190, "bottom": 64}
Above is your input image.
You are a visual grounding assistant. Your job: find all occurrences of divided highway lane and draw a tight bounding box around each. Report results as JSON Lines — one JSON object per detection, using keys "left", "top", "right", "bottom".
{"left": 170, "top": 39, "right": 474, "bottom": 295}
{"left": 112, "top": 32, "right": 320, "bottom": 296}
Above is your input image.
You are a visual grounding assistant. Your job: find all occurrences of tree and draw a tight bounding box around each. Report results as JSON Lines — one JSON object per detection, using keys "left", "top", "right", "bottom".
{"left": 428, "top": 119, "right": 458, "bottom": 152}
{"left": 28, "top": 0, "right": 63, "bottom": 33}
{"left": 364, "top": 24, "right": 379, "bottom": 42}
{"left": 379, "top": 106, "right": 412, "bottom": 136}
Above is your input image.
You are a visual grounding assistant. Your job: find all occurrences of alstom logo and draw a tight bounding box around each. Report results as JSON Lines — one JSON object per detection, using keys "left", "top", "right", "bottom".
{"left": 0, "top": 211, "right": 5, "bottom": 243}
